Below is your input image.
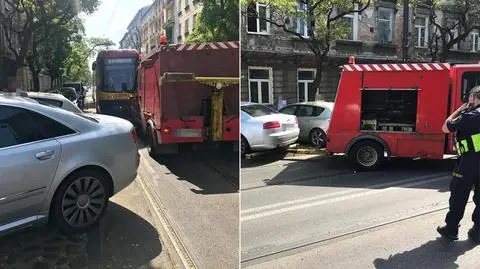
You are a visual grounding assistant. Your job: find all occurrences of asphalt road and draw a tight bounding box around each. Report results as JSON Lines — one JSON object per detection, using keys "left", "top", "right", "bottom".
{"left": 240, "top": 152, "right": 480, "bottom": 268}
{"left": 139, "top": 144, "right": 239, "bottom": 269}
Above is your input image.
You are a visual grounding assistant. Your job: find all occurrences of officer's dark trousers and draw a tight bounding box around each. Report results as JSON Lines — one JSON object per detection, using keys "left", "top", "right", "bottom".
{"left": 445, "top": 156, "right": 480, "bottom": 231}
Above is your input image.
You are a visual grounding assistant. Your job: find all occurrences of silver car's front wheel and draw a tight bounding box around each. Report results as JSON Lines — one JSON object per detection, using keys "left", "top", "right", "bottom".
{"left": 62, "top": 177, "right": 106, "bottom": 228}
{"left": 52, "top": 169, "right": 110, "bottom": 233}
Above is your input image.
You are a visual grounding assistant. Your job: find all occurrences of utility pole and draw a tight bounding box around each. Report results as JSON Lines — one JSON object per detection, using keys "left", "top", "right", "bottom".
{"left": 403, "top": 0, "right": 409, "bottom": 62}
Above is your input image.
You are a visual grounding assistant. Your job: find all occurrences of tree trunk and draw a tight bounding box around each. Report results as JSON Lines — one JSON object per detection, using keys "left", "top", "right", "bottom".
{"left": 438, "top": 48, "right": 448, "bottom": 63}
{"left": 313, "top": 53, "right": 325, "bottom": 101}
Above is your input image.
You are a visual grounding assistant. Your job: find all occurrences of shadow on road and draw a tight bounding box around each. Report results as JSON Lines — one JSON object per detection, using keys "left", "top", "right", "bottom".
{"left": 241, "top": 150, "right": 289, "bottom": 168}
{"left": 373, "top": 238, "right": 476, "bottom": 269}
{"left": 97, "top": 202, "right": 163, "bottom": 269}
{"left": 261, "top": 155, "right": 455, "bottom": 192}
{"left": 0, "top": 226, "right": 88, "bottom": 269}
{"left": 149, "top": 143, "right": 239, "bottom": 195}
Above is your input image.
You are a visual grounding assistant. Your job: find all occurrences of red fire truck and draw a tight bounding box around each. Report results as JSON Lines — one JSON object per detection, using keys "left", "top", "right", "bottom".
{"left": 133, "top": 38, "right": 239, "bottom": 155}
{"left": 326, "top": 59, "right": 480, "bottom": 170}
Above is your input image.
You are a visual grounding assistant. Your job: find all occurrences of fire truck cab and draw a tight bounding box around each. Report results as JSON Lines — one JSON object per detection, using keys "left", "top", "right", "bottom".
{"left": 326, "top": 61, "right": 480, "bottom": 170}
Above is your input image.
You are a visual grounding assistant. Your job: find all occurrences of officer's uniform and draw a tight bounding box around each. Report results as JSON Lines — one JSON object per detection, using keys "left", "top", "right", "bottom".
{"left": 445, "top": 106, "right": 480, "bottom": 233}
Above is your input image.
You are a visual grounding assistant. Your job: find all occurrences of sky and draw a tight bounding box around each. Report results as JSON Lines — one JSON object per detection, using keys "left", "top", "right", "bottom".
{"left": 83, "top": 0, "right": 153, "bottom": 48}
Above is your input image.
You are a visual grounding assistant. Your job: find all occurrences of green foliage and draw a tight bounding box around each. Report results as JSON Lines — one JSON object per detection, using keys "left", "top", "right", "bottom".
{"left": 187, "top": 0, "right": 239, "bottom": 43}
{"left": 65, "top": 39, "right": 91, "bottom": 84}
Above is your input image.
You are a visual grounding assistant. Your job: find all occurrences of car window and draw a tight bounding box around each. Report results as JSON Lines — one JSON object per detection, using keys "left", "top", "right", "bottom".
{"left": 295, "top": 105, "right": 314, "bottom": 117}
{"left": 280, "top": 105, "right": 297, "bottom": 115}
{"left": 32, "top": 97, "right": 63, "bottom": 108}
{"left": 241, "top": 104, "right": 278, "bottom": 117}
{"left": 0, "top": 106, "right": 75, "bottom": 148}
{"left": 28, "top": 110, "right": 76, "bottom": 138}
{"left": 312, "top": 106, "right": 325, "bottom": 117}
{"left": 0, "top": 106, "right": 45, "bottom": 147}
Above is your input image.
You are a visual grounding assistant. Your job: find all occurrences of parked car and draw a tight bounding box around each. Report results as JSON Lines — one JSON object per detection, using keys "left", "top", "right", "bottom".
{"left": 0, "top": 95, "right": 139, "bottom": 234}
{"left": 47, "top": 87, "right": 79, "bottom": 104}
{"left": 241, "top": 102, "right": 299, "bottom": 156}
{"left": 279, "top": 101, "right": 334, "bottom": 148}
{"left": 63, "top": 82, "right": 86, "bottom": 109}
{"left": 25, "top": 92, "right": 83, "bottom": 113}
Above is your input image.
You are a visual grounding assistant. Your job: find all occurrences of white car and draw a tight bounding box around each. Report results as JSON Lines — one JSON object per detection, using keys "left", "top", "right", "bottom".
{"left": 24, "top": 92, "right": 83, "bottom": 113}
{"left": 241, "top": 102, "right": 300, "bottom": 156}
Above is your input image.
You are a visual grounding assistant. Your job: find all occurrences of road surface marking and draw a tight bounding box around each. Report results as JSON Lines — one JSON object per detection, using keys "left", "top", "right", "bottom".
{"left": 241, "top": 174, "right": 450, "bottom": 221}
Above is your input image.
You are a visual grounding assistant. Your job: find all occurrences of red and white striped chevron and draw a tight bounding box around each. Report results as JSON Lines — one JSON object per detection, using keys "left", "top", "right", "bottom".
{"left": 342, "top": 63, "right": 451, "bottom": 72}
{"left": 174, "top": 41, "right": 239, "bottom": 51}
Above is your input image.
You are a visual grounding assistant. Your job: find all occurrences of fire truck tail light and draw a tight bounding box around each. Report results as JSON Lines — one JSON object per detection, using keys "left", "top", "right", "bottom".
{"left": 163, "top": 127, "right": 172, "bottom": 134}
{"left": 263, "top": 121, "right": 281, "bottom": 129}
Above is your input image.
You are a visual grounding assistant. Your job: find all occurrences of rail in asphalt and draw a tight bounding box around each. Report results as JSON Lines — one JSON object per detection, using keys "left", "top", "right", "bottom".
{"left": 241, "top": 172, "right": 450, "bottom": 221}
{"left": 137, "top": 150, "right": 198, "bottom": 269}
{"left": 240, "top": 200, "right": 474, "bottom": 265}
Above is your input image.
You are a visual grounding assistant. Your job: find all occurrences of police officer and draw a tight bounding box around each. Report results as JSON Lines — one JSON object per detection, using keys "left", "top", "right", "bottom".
{"left": 438, "top": 85, "right": 480, "bottom": 242}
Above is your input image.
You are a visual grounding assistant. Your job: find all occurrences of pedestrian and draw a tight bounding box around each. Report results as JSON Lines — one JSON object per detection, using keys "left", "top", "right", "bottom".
{"left": 438, "top": 85, "right": 480, "bottom": 242}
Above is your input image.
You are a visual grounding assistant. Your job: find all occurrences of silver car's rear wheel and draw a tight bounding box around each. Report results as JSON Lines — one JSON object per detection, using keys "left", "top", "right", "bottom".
{"left": 52, "top": 169, "right": 110, "bottom": 233}
{"left": 61, "top": 177, "right": 106, "bottom": 228}
{"left": 310, "top": 128, "right": 326, "bottom": 148}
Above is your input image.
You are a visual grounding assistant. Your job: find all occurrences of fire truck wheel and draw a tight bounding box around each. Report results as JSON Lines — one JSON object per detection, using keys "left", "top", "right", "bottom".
{"left": 241, "top": 136, "right": 250, "bottom": 158}
{"left": 146, "top": 127, "right": 159, "bottom": 156}
{"left": 350, "top": 140, "right": 385, "bottom": 170}
{"left": 309, "top": 128, "right": 326, "bottom": 148}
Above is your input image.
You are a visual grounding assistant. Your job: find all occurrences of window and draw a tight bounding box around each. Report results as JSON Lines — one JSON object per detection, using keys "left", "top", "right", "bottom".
{"left": 295, "top": 105, "right": 314, "bottom": 117}
{"left": 414, "top": 16, "right": 428, "bottom": 48}
{"left": 247, "top": 2, "right": 269, "bottom": 34}
{"left": 248, "top": 67, "right": 272, "bottom": 104}
{"left": 185, "top": 19, "right": 189, "bottom": 36}
{"left": 338, "top": 7, "right": 359, "bottom": 40}
{"left": 446, "top": 27, "right": 459, "bottom": 50}
{"left": 377, "top": 8, "right": 394, "bottom": 44}
{"left": 178, "top": 23, "right": 182, "bottom": 37}
{"left": 241, "top": 104, "right": 278, "bottom": 117}
{"left": 31, "top": 97, "right": 63, "bottom": 108}
{"left": 462, "top": 72, "right": 480, "bottom": 102}
{"left": 470, "top": 31, "right": 479, "bottom": 52}
{"left": 297, "top": 69, "right": 316, "bottom": 102}
{"left": 0, "top": 106, "right": 74, "bottom": 148}
{"left": 297, "top": 3, "right": 308, "bottom": 37}
{"left": 312, "top": 106, "right": 325, "bottom": 117}
{"left": 280, "top": 105, "right": 297, "bottom": 115}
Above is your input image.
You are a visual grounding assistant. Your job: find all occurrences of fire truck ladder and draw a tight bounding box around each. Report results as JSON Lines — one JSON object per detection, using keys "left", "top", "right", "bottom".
{"left": 160, "top": 72, "right": 239, "bottom": 141}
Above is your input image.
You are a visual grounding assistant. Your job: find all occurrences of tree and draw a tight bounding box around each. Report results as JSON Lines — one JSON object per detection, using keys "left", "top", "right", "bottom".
{"left": 187, "top": 0, "right": 239, "bottom": 43}
{"left": 0, "top": 0, "right": 100, "bottom": 86}
{"left": 65, "top": 39, "right": 91, "bottom": 84}
{"left": 420, "top": 0, "right": 480, "bottom": 62}
{"left": 242, "top": 0, "right": 370, "bottom": 97}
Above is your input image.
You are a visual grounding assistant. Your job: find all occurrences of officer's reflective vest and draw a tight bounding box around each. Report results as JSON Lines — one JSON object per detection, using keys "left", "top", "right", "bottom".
{"left": 455, "top": 134, "right": 480, "bottom": 155}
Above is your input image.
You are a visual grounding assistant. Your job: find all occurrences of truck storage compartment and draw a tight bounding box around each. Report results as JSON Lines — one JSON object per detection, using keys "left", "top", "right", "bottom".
{"left": 360, "top": 89, "right": 417, "bottom": 132}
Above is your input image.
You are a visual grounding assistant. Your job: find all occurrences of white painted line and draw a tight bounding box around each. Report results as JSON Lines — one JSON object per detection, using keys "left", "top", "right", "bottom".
{"left": 392, "top": 64, "right": 402, "bottom": 71}
{"left": 422, "top": 63, "right": 433, "bottom": 70}
{"left": 372, "top": 64, "right": 382, "bottom": 71}
{"left": 412, "top": 64, "right": 422, "bottom": 70}
{"left": 433, "top": 63, "right": 442, "bottom": 70}
{"left": 402, "top": 64, "right": 412, "bottom": 71}
{"left": 364, "top": 65, "right": 373, "bottom": 71}
{"left": 382, "top": 64, "right": 392, "bottom": 71}
{"left": 354, "top": 65, "right": 363, "bottom": 71}
{"left": 241, "top": 174, "right": 450, "bottom": 221}
{"left": 241, "top": 172, "right": 448, "bottom": 215}
{"left": 344, "top": 65, "right": 353, "bottom": 71}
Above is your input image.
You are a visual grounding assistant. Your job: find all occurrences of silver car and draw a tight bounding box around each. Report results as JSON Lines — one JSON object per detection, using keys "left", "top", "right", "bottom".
{"left": 241, "top": 102, "right": 299, "bottom": 156}
{"left": 0, "top": 96, "right": 139, "bottom": 234}
{"left": 279, "top": 101, "right": 334, "bottom": 148}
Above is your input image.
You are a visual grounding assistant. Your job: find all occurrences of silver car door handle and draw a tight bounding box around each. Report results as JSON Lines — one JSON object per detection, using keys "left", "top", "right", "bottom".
{"left": 35, "top": 150, "right": 55, "bottom": 160}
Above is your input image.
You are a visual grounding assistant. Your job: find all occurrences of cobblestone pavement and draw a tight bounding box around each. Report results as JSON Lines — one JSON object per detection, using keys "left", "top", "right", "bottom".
{"left": 0, "top": 227, "right": 88, "bottom": 269}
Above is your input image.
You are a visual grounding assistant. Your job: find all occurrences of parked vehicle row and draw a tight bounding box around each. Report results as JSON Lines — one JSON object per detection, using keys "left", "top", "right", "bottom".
{"left": 0, "top": 94, "right": 139, "bottom": 235}
{"left": 240, "top": 101, "right": 334, "bottom": 157}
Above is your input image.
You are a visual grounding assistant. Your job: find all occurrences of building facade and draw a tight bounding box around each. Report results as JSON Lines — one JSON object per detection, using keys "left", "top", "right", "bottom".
{"left": 119, "top": 5, "right": 150, "bottom": 53}
{"left": 241, "top": 2, "right": 480, "bottom": 107}
{"left": 177, "top": 0, "right": 202, "bottom": 43}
